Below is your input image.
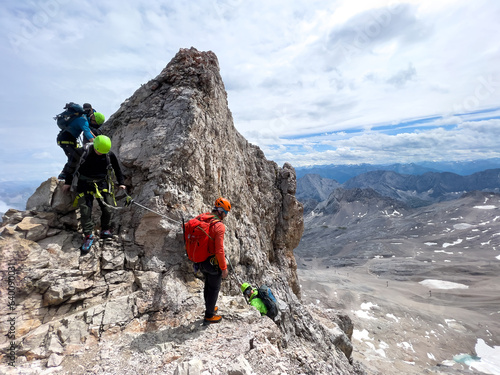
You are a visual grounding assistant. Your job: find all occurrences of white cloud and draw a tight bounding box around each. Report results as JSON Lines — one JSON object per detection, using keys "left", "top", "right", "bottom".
{"left": 32, "top": 152, "right": 55, "bottom": 160}
{"left": 0, "top": 200, "right": 10, "bottom": 214}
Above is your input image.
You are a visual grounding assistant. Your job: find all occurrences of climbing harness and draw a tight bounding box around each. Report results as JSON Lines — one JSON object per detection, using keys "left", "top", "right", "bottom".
{"left": 73, "top": 183, "right": 182, "bottom": 226}
{"left": 73, "top": 182, "right": 116, "bottom": 208}
{"left": 70, "top": 143, "right": 119, "bottom": 210}
{"left": 70, "top": 143, "right": 97, "bottom": 193}
{"left": 58, "top": 140, "right": 78, "bottom": 146}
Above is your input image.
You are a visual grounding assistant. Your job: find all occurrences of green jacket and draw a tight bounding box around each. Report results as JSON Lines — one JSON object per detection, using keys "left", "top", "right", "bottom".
{"left": 248, "top": 289, "right": 267, "bottom": 315}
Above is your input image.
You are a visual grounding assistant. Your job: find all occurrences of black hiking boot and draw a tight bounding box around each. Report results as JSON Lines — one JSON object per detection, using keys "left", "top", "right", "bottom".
{"left": 100, "top": 230, "right": 113, "bottom": 239}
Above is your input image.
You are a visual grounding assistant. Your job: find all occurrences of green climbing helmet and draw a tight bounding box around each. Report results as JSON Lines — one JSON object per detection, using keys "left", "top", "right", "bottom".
{"left": 94, "top": 112, "right": 105, "bottom": 125}
{"left": 94, "top": 135, "right": 112, "bottom": 154}
{"left": 241, "top": 282, "right": 251, "bottom": 294}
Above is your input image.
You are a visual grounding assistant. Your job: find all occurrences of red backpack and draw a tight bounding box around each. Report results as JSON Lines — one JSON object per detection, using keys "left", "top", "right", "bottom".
{"left": 183, "top": 214, "right": 220, "bottom": 262}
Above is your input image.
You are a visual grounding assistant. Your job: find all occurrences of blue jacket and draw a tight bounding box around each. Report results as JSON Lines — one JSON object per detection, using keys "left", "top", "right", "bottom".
{"left": 65, "top": 116, "right": 93, "bottom": 140}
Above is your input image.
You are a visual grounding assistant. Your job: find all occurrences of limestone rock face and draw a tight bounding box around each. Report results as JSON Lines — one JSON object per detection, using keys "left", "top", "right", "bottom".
{"left": 26, "top": 177, "right": 75, "bottom": 213}
{"left": 0, "top": 48, "right": 363, "bottom": 375}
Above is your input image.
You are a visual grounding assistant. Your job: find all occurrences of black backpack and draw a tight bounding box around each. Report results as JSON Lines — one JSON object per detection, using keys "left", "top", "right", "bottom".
{"left": 257, "top": 285, "right": 279, "bottom": 319}
{"left": 54, "top": 102, "right": 85, "bottom": 130}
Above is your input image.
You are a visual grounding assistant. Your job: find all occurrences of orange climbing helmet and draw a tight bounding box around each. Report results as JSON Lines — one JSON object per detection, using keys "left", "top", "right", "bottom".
{"left": 214, "top": 197, "right": 231, "bottom": 213}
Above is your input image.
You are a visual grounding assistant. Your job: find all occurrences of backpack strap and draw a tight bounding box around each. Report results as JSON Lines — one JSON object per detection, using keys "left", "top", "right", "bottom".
{"left": 104, "top": 153, "right": 117, "bottom": 206}
{"left": 70, "top": 143, "right": 92, "bottom": 193}
{"left": 195, "top": 215, "right": 220, "bottom": 241}
{"left": 208, "top": 216, "right": 221, "bottom": 238}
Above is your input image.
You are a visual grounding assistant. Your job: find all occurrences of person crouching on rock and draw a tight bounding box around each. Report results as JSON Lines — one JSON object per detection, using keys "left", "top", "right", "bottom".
{"left": 62, "top": 135, "right": 126, "bottom": 254}
{"left": 241, "top": 283, "right": 267, "bottom": 316}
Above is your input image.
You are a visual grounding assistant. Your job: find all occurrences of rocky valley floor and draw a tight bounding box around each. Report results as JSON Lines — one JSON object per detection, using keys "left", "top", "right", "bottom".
{"left": 296, "top": 194, "right": 500, "bottom": 374}
{"left": 295, "top": 192, "right": 500, "bottom": 374}
{"left": 298, "top": 262, "right": 500, "bottom": 375}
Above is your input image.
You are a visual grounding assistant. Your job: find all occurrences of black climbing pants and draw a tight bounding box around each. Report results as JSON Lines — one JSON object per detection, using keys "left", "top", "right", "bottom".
{"left": 57, "top": 132, "right": 79, "bottom": 176}
{"left": 199, "top": 256, "right": 222, "bottom": 318}
{"left": 77, "top": 179, "right": 114, "bottom": 235}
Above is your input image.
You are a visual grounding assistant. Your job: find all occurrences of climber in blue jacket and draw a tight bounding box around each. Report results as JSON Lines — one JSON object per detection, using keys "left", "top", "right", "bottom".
{"left": 57, "top": 109, "right": 94, "bottom": 180}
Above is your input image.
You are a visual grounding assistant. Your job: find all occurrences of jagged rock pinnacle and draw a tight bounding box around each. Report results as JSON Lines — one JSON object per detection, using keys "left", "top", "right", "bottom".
{"left": 0, "top": 48, "right": 364, "bottom": 375}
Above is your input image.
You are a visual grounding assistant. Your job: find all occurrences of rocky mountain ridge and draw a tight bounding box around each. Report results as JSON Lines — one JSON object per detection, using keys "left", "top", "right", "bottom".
{"left": 295, "top": 159, "right": 500, "bottom": 182}
{"left": 0, "top": 48, "right": 364, "bottom": 375}
{"left": 296, "top": 174, "right": 341, "bottom": 214}
{"left": 297, "top": 168, "right": 500, "bottom": 212}
{"left": 343, "top": 169, "right": 500, "bottom": 206}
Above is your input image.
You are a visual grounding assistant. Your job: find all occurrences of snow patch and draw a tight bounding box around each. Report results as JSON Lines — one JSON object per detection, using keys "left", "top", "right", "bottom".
{"left": 353, "top": 329, "right": 372, "bottom": 342}
{"left": 382, "top": 209, "right": 403, "bottom": 217}
{"left": 435, "top": 250, "right": 454, "bottom": 255}
{"left": 360, "top": 302, "right": 378, "bottom": 310}
{"left": 353, "top": 302, "right": 378, "bottom": 320}
{"left": 397, "top": 341, "right": 415, "bottom": 353}
{"left": 386, "top": 313, "right": 399, "bottom": 322}
{"left": 454, "top": 223, "right": 473, "bottom": 230}
{"left": 467, "top": 235, "right": 480, "bottom": 240}
{"left": 443, "top": 239, "right": 463, "bottom": 248}
{"left": 354, "top": 310, "right": 376, "bottom": 320}
{"left": 474, "top": 205, "right": 497, "bottom": 210}
{"left": 442, "top": 360, "right": 455, "bottom": 367}
{"left": 353, "top": 329, "right": 387, "bottom": 358}
{"left": 419, "top": 279, "right": 469, "bottom": 289}
{"left": 425, "top": 242, "right": 437, "bottom": 246}
{"left": 449, "top": 339, "right": 500, "bottom": 374}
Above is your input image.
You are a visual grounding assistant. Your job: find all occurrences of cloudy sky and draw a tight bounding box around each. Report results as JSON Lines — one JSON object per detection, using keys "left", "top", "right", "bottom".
{"left": 1, "top": 0, "right": 499, "bottom": 182}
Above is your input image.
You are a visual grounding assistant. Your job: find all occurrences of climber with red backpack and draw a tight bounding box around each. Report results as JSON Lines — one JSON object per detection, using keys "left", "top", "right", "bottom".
{"left": 183, "top": 197, "right": 231, "bottom": 325}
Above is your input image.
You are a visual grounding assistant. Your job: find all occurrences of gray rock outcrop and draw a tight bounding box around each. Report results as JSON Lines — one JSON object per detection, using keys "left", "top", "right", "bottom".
{"left": 0, "top": 48, "right": 364, "bottom": 374}
{"left": 296, "top": 174, "right": 341, "bottom": 214}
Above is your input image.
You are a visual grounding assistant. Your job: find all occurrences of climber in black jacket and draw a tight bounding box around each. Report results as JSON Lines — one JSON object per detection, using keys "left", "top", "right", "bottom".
{"left": 62, "top": 135, "right": 126, "bottom": 254}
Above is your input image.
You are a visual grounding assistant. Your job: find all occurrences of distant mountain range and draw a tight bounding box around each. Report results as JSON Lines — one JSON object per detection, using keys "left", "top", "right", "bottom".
{"left": 296, "top": 168, "right": 500, "bottom": 211}
{"left": 4, "top": 159, "right": 500, "bottom": 217}
{"left": 295, "top": 158, "right": 500, "bottom": 183}
{"left": 0, "top": 180, "right": 39, "bottom": 215}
